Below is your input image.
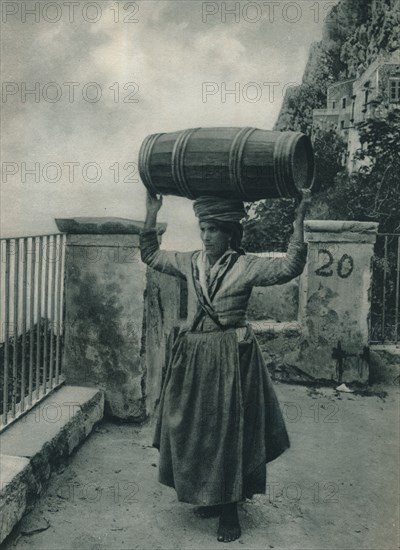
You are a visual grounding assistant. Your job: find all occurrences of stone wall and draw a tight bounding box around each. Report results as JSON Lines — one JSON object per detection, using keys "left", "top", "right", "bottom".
{"left": 58, "top": 217, "right": 381, "bottom": 421}
{"left": 295, "top": 220, "right": 379, "bottom": 383}
{"left": 248, "top": 279, "right": 299, "bottom": 322}
{"left": 143, "top": 268, "right": 182, "bottom": 413}
{"left": 56, "top": 218, "right": 164, "bottom": 422}
{"left": 141, "top": 220, "right": 379, "bottom": 407}
{"left": 62, "top": 234, "right": 146, "bottom": 420}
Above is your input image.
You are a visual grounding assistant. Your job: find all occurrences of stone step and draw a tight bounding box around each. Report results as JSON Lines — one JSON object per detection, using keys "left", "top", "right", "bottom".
{"left": 0, "top": 385, "right": 104, "bottom": 544}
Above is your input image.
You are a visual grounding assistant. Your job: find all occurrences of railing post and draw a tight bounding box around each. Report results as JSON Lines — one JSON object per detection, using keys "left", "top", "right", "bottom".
{"left": 0, "top": 234, "right": 66, "bottom": 431}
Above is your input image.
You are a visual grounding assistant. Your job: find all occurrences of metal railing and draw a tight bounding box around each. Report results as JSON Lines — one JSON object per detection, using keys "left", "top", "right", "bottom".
{"left": 370, "top": 233, "right": 400, "bottom": 344}
{"left": 0, "top": 234, "right": 66, "bottom": 431}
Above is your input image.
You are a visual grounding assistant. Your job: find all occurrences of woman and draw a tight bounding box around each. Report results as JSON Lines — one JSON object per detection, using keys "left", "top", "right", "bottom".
{"left": 140, "top": 191, "right": 310, "bottom": 543}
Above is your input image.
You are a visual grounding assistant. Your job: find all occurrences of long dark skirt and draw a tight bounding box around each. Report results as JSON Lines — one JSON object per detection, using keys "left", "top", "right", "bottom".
{"left": 152, "top": 325, "right": 290, "bottom": 505}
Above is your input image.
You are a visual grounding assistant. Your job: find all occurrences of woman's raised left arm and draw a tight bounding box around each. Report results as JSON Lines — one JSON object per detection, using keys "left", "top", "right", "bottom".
{"left": 292, "top": 189, "right": 311, "bottom": 243}
{"left": 244, "top": 191, "right": 311, "bottom": 287}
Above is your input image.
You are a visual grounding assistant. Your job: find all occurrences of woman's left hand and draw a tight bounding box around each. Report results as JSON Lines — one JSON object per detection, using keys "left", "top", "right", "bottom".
{"left": 292, "top": 189, "right": 311, "bottom": 242}
{"left": 295, "top": 189, "right": 312, "bottom": 220}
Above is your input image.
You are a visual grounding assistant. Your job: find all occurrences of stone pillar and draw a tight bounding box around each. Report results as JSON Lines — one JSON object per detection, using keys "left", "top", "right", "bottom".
{"left": 55, "top": 217, "right": 165, "bottom": 421}
{"left": 297, "top": 220, "right": 379, "bottom": 383}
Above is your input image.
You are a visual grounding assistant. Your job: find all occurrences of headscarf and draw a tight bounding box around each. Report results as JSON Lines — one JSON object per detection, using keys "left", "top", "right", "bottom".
{"left": 193, "top": 196, "right": 246, "bottom": 254}
{"left": 193, "top": 196, "right": 246, "bottom": 224}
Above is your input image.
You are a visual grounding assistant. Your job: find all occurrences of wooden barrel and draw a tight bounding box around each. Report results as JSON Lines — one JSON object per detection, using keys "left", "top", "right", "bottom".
{"left": 138, "top": 127, "right": 314, "bottom": 201}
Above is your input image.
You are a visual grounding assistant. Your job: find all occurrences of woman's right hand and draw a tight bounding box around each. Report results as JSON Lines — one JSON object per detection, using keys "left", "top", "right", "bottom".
{"left": 144, "top": 191, "right": 163, "bottom": 230}
{"left": 146, "top": 191, "right": 163, "bottom": 214}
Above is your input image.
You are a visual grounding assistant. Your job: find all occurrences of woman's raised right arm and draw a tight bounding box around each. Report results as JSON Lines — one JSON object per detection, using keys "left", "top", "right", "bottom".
{"left": 243, "top": 191, "right": 311, "bottom": 287}
{"left": 144, "top": 191, "right": 163, "bottom": 230}
{"left": 140, "top": 192, "right": 189, "bottom": 279}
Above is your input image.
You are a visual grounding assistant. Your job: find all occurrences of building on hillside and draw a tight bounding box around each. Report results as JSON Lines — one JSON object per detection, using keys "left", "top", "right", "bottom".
{"left": 313, "top": 50, "right": 400, "bottom": 172}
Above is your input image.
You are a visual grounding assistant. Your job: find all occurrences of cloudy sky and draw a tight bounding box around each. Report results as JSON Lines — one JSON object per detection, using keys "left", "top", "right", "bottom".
{"left": 1, "top": 0, "right": 337, "bottom": 249}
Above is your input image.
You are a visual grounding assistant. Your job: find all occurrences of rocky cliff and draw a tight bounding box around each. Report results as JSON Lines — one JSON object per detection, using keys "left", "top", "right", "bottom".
{"left": 274, "top": 0, "right": 400, "bottom": 132}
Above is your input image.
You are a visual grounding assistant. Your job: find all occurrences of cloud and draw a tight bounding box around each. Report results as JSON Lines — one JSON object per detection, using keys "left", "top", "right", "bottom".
{"left": 1, "top": 0, "right": 335, "bottom": 248}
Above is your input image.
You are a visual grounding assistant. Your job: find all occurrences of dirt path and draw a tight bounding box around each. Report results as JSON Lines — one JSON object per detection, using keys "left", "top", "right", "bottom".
{"left": 3, "top": 383, "right": 399, "bottom": 550}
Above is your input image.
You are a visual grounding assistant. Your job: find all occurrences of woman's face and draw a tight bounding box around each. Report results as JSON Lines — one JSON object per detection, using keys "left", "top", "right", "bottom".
{"left": 199, "top": 221, "right": 230, "bottom": 258}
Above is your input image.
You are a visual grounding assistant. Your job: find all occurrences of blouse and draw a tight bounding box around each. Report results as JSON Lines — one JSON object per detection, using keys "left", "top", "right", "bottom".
{"left": 140, "top": 229, "right": 307, "bottom": 329}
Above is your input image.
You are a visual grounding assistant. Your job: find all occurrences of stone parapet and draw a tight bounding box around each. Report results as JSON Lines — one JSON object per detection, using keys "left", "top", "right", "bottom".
{"left": 55, "top": 217, "right": 165, "bottom": 421}
{"left": 55, "top": 217, "right": 166, "bottom": 236}
{"left": 297, "top": 220, "right": 379, "bottom": 383}
{"left": 304, "top": 220, "right": 379, "bottom": 243}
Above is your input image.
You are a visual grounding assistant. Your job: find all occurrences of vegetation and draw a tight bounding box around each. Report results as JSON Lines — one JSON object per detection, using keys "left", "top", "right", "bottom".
{"left": 325, "top": 107, "right": 400, "bottom": 234}
{"left": 0, "top": 321, "right": 61, "bottom": 413}
{"left": 243, "top": 106, "right": 400, "bottom": 249}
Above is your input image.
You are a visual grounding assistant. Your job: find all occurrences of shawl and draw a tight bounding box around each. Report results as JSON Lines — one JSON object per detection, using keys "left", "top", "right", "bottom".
{"left": 190, "top": 248, "right": 240, "bottom": 330}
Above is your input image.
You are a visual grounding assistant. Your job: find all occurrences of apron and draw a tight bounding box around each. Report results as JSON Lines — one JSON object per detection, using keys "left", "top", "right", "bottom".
{"left": 152, "top": 251, "right": 290, "bottom": 505}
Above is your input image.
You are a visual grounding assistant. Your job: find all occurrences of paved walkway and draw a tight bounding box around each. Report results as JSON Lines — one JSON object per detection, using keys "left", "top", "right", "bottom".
{"left": 3, "top": 383, "right": 399, "bottom": 550}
